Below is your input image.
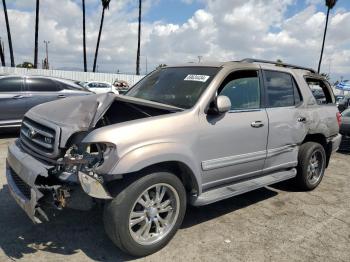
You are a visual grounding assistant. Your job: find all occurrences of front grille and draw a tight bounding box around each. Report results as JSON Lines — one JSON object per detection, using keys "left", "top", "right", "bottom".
{"left": 20, "top": 117, "right": 56, "bottom": 155}
{"left": 10, "top": 170, "right": 32, "bottom": 200}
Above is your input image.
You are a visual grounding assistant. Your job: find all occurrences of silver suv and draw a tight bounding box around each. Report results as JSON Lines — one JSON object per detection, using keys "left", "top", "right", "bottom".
{"left": 6, "top": 59, "right": 342, "bottom": 256}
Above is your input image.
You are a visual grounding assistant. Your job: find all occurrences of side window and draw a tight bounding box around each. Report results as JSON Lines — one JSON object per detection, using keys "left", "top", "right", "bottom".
{"left": 0, "top": 77, "right": 23, "bottom": 92}
{"left": 306, "top": 78, "right": 333, "bottom": 104}
{"left": 264, "top": 71, "right": 296, "bottom": 107}
{"left": 26, "top": 78, "right": 61, "bottom": 92}
{"left": 219, "top": 71, "right": 260, "bottom": 110}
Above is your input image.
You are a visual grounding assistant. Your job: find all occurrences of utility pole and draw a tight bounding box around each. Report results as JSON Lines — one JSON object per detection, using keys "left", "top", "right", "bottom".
{"left": 145, "top": 56, "right": 148, "bottom": 74}
{"left": 43, "top": 40, "right": 50, "bottom": 69}
{"left": 328, "top": 57, "right": 332, "bottom": 76}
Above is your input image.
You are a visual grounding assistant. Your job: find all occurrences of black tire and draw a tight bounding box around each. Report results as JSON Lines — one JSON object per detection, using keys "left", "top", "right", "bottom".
{"left": 296, "top": 142, "right": 326, "bottom": 190}
{"left": 103, "top": 171, "right": 187, "bottom": 257}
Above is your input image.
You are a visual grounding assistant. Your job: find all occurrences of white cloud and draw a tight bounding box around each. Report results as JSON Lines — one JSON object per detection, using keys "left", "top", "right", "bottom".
{"left": 0, "top": 0, "right": 349, "bottom": 80}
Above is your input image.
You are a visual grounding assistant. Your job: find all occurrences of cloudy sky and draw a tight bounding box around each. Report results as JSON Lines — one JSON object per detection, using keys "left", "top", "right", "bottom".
{"left": 0, "top": 0, "right": 349, "bottom": 80}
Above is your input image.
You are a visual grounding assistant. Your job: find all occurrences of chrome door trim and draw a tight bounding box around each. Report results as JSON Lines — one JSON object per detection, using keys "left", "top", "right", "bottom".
{"left": 201, "top": 150, "right": 266, "bottom": 171}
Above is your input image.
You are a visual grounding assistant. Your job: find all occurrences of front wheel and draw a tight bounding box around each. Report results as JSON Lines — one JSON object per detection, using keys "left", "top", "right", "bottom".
{"left": 296, "top": 142, "right": 326, "bottom": 190}
{"left": 103, "top": 171, "right": 187, "bottom": 257}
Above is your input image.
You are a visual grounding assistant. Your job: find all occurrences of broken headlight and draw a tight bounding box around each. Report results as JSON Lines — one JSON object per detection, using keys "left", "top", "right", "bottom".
{"left": 60, "top": 142, "right": 116, "bottom": 174}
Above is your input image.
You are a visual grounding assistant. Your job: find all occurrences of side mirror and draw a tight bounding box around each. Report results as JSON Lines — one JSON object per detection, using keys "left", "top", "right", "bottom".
{"left": 209, "top": 95, "right": 231, "bottom": 114}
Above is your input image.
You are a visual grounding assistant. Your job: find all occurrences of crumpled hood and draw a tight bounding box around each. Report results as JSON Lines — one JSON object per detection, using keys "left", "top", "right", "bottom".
{"left": 25, "top": 93, "right": 115, "bottom": 147}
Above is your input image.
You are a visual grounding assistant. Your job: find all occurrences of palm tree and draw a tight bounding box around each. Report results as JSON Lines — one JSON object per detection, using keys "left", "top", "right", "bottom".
{"left": 136, "top": 0, "right": 142, "bottom": 75}
{"left": 34, "top": 0, "right": 40, "bottom": 68}
{"left": 0, "top": 38, "right": 5, "bottom": 66}
{"left": 93, "top": 0, "right": 111, "bottom": 72}
{"left": 2, "top": 0, "right": 15, "bottom": 67}
{"left": 317, "top": 0, "right": 337, "bottom": 73}
{"left": 82, "top": 0, "right": 87, "bottom": 72}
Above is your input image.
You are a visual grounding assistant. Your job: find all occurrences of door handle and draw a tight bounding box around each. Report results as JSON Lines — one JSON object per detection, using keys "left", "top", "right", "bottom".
{"left": 57, "top": 94, "right": 66, "bottom": 98}
{"left": 12, "top": 95, "right": 24, "bottom": 99}
{"left": 251, "top": 121, "right": 264, "bottom": 128}
{"left": 297, "top": 117, "right": 307, "bottom": 123}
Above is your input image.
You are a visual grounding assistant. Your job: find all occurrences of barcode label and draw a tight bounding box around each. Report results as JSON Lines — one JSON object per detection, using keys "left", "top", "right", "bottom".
{"left": 184, "top": 74, "right": 210, "bottom": 82}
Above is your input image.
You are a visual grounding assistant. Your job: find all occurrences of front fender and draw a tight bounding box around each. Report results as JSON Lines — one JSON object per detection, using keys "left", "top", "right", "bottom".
{"left": 110, "top": 142, "right": 202, "bottom": 189}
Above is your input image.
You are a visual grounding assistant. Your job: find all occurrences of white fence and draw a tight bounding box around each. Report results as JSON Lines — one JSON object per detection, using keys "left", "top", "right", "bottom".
{"left": 0, "top": 66, "right": 145, "bottom": 86}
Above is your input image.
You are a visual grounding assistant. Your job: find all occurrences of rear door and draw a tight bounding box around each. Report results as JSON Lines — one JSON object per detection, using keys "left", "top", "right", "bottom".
{"left": 262, "top": 70, "right": 307, "bottom": 173}
{"left": 24, "top": 77, "right": 64, "bottom": 113}
{"left": 0, "top": 76, "right": 26, "bottom": 127}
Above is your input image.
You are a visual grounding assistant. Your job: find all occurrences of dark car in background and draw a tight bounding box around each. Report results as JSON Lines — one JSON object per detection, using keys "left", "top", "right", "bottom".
{"left": 0, "top": 75, "right": 91, "bottom": 129}
{"left": 338, "top": 95, "right": 350, "bottom": 112}
{"left": 339, "top": 108, "right": 350, "bottom": 151}
{"left": 335, "top": 95, "right": 345, "bottom": 105}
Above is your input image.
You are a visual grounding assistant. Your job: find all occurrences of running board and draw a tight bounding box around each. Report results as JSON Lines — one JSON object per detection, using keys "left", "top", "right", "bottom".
{"left": 191, "top": 169, "right": 297, "bottom": 206}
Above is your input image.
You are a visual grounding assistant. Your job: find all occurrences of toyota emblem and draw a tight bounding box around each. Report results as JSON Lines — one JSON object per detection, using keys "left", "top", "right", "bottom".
{"left": 28, "top": 128, "right": 37, "bottom": 139}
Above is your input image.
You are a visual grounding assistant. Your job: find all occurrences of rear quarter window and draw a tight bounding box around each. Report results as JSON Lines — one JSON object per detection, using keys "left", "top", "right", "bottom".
{"left": 305, "top": 78, "right": 334, "bottom": 104}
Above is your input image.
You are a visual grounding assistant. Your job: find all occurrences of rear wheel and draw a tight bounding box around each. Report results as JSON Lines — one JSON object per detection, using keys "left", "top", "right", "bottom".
{"left": 103, "top": 171, "right": 186, "bottom": 257}
{"left": 296, "top": 142, "right": 326, "bottom": 190}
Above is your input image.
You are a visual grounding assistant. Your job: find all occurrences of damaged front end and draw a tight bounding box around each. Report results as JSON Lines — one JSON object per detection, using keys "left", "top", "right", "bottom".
{"left": 6, "top": 140, "right": 114, "bottom": 224}
{"left": 6, "top": 93, "right": 177, "bottom": 223}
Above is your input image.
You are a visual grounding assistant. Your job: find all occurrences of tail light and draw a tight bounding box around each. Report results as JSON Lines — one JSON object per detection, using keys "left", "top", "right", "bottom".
{"left": 336, "top": 112, "right": 342, "bottom": 127}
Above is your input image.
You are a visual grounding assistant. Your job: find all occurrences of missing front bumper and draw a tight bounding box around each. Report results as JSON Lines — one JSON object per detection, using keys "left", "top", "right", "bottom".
{"left": 6, "top": 162, "right": 48, "bottom": 223}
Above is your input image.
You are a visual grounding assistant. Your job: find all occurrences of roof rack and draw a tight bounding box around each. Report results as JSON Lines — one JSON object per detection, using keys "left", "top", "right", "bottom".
{"left": 240, "top": 58, "right": 316, "bottom": 73}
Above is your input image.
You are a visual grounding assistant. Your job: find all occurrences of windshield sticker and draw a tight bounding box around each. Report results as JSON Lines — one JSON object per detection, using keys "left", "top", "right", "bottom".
{"left": 184, "top": 74, "right": 210, "bottom": 82}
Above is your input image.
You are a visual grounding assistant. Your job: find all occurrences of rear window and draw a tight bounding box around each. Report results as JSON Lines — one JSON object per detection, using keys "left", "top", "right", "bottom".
{"left": 306, "top": 78, "right": 334, "bottom": 104}
{"left": 342, "top": 109, "right": 350, "bottom": 117}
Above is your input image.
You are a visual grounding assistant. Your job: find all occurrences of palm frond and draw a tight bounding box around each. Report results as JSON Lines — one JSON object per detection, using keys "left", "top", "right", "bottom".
{"left": 325, "top": 0, "right": 337, "bottom": 9}
{"left": 101, "top": 0, "right": 111, "bottom": 9}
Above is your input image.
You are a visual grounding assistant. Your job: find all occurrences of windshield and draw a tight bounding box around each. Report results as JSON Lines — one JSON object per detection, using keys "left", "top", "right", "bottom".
{"left": 126, "top": 67, "right": 220, "bottom": 109}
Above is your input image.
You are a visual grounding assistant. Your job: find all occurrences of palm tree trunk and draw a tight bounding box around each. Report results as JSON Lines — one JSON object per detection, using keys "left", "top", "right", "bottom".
{"left": 2, "top": 0, "right": 15, "bottom": 67}
{"left": 34, "top": 0, "right": 40, "bottom": 68}
{"left": 82, "top": 0, "right": 87, "bottom": 72}
{"left": 318, "top": 7, "right": 330, "bottom": 73}
{"left": 0, "top": 40, "right": 5, "bottom": 66}
{"left": 93, "top": 7, "right": 105, "bottom": 72}
{"left": 136, "top": 0, "right": 142, "bottom": 75}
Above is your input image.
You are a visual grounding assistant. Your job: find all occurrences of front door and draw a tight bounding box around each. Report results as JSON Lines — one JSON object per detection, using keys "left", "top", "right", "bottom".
{"left": 198, "top": 70, "right": 268, "bottom": 190}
